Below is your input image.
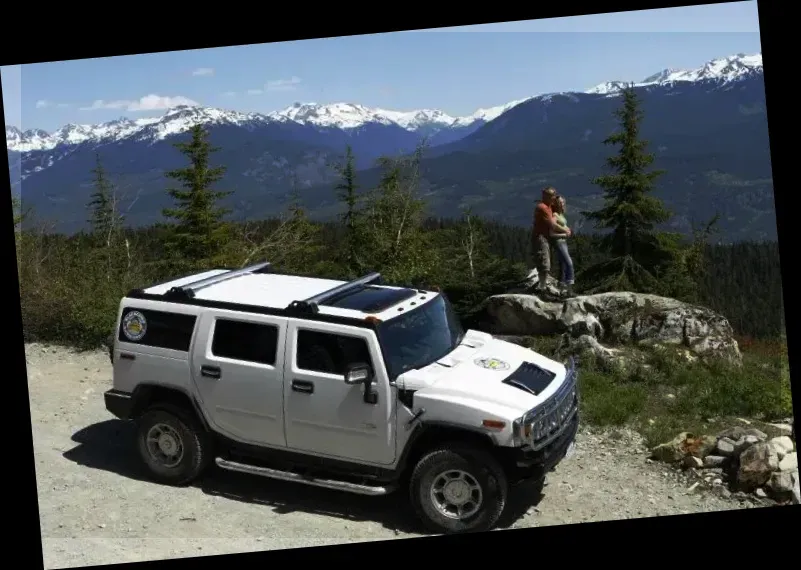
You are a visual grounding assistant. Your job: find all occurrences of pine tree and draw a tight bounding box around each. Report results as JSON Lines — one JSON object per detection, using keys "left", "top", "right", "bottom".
{"left": 581, "top": 85, "right": 673, "bottom": 293}
{"left": 87, "top": 153, "right": 122, "bottom": 246}
{"left": 12, "top": 194, "right": 24, "bottom": 230}
{"left": 334, "top": 145, "right": 362, "bottom": 273}
{"left": 162, "top": 124, "right": 232, "bottom": 264}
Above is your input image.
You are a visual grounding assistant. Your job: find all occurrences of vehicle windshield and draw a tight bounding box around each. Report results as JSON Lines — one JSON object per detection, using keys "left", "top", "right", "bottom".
{"left": 377, "top": 294, "right": 465, "bottom": 380}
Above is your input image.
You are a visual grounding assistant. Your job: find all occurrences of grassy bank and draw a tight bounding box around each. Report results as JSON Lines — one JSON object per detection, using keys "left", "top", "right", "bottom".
{"left": 528, "top": 335, "right": 792, "bottom": 447}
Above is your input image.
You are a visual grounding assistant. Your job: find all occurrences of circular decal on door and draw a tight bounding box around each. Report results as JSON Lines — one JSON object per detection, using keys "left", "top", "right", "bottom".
{"left": 122, "top": 310, "right": 147, "bottom": 342}
{"left": 474, "top": 357, "right": 510, "bottom": 371}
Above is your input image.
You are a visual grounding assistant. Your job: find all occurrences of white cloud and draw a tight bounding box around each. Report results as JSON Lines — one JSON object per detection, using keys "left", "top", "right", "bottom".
{"left": 266, "top": 76, "right": 302, "bottom": 92}
{"left": 35, "top": 99, "right": 70, "bottom": 109}
{"left": 192, "top": 67, "right": 214, "bottom": 77}
{"left": 245, "top": 77, "right": 302, "bottom": 96}
{"left": 221, "top": 91, "right": 237, "bottom": 97}
{"left": 80, "top": 94, "right": 199, "bottom": 112}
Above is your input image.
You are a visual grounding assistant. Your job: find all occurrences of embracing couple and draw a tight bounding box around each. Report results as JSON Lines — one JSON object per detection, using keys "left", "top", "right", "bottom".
{"left": 531, "top": 186, "right": 575, "bottom": 298}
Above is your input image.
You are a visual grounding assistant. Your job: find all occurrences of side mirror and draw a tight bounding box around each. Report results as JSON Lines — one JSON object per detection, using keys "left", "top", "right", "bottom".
{"left": 344, "top": 363, "right": 371, "bottom": 385}
{"left": 344, "top": 363, "right": 378, "bottom": 405}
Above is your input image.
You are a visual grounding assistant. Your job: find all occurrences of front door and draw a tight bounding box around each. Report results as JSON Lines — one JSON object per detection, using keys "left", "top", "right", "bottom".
{"left": 190, "top": 309, "right": 289, "bottom": 448}
{"left": 283, "top": 319, "right": 395, "bottom": 466}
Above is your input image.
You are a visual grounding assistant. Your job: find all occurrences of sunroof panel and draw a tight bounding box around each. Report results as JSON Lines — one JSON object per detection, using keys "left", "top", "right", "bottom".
{"left": 322, "top": 286, "right": 418, "bottom": 312}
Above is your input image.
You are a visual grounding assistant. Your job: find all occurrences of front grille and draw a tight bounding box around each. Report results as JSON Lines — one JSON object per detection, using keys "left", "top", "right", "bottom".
{"left": 525, "top": 364, "right": 579, "bottom": 451}
{"left": 502, "top": 361, "right": 556, "bottom": 395}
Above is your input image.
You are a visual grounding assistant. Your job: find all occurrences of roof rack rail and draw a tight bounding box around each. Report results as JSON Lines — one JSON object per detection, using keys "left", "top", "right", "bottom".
{"left": 164, "top": 261, "right": 272, "bottom": 299}
{"left": 288, "top": 272, "right": 382, "bottom": 313}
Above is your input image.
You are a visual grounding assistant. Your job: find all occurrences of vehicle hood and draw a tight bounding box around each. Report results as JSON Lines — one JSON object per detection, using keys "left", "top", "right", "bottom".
{"left": 398, "top": 330, "right": 567, "bottom": 414}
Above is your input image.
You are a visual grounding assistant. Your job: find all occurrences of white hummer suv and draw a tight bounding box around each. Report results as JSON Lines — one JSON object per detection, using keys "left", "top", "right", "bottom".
{"left": 104, "top": 261, "right": 579, "bottom": 534}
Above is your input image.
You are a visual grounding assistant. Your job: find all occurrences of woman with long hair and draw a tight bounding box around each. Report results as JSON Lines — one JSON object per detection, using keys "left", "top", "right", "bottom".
{"left": 550, "top": 195, "right": 575, "bottom": 296}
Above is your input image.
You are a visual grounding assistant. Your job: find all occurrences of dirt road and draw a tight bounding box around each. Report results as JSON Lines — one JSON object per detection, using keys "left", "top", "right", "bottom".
{"left": 27, "top": 343, "right": 759, "bottom": 568}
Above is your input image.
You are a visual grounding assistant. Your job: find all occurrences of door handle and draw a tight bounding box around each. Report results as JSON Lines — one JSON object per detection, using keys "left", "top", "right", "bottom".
{"left": 291, "top": 380, "right": 314, "bottom": 394}
{"left": 120, "top": 353, "right": 135, "bottom": 361}
{"left": 201, "top": 365, "right": 221, "bottom": 379}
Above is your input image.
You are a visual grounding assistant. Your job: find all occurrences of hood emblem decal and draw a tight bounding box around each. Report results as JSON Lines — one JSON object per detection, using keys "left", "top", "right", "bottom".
{"left": 474, "top": 357, "right": 510, "bottom": 371}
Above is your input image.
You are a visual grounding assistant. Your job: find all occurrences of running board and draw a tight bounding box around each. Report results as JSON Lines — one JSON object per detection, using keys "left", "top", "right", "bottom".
{"left": 215, "top": 457, "right": 395, "bottom": 496}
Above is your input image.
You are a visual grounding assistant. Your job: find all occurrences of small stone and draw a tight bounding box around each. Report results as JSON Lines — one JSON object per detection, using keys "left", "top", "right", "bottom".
{"left": 714, "top": 486, "right": 732, "bottom": 498}
{"left": 718, "top": 426, "right": 749, "bottom": 441}
{"left": 716, "top": 437, "right": 737, "bottom": 456}
{"left": 734, "top": 435, "right": 760, "bottom": 454}
{"left": 687, "top": 482, "right": 700, "bottom": 493}
{"left": 98, "top": 524, "right": 106, "bottom": 529}
{"left": 767, "top": 471, "right": 795, "bottom": 494}
{"left": 792, "top": 472, "right": 800, "bottom": 505}
{"left": 650, "top": 432, "right": 694, "bottom": 463}
{"left": 767, "top": 423, "right": 793, "bottom": 436}
{"left": 738, "top": 442, "right": 780, "bottom": 487}
{"left": 769, "top": 436, "right": 794, "bottom": 459}
{"left": 744, "top": 428, "right": 767, "bottom": 441}
{"left": 737, "top": 418, "right": 752, "bottom": 425}
{"left": 779, "top": 452, "right": 797, "bottom": 472}
{"left": 683, "top": 456, "right": 703, "bottom": 470}
{"left": 703, "top": 467, "right": 724, "bottom": 476}
{"left": 755, "top": 488, "right": 768, "bottom": 498}
{"left": 703, "top": 455, "right": 727, "bottom": 468}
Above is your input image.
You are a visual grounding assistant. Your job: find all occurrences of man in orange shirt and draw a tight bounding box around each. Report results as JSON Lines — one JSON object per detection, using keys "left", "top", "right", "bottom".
{"left": 531, "top": 186, "right": 570, "bottom": 292}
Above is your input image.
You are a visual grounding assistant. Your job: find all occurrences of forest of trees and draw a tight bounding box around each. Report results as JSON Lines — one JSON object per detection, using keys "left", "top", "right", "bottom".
{"left": 11, "top": 88, "right": 786, "bottom": 349}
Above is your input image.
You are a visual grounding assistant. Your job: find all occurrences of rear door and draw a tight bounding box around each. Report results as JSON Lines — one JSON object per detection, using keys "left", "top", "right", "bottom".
{"left": 190, "top": 309, "right": 289, "bottom": 448}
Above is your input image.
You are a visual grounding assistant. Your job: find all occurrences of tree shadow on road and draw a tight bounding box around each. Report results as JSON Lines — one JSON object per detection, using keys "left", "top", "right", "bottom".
{"left": 63, "top": 419, "right": 543, "bottom": 535}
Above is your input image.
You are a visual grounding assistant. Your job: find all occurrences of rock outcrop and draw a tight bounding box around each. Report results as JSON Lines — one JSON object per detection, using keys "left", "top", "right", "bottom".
{"left": 479, "top": 273, "right": 741, "bottom": 366}
{"left": 651, "top": 427, "right": 799, "bottom": 504}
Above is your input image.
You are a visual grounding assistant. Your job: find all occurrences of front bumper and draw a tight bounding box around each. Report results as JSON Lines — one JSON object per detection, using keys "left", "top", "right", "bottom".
{"left": 505, "top": 358, "right": 580, "bottom": 483}
{"left": 104, "top": 389, "right": 134, "bottom": 420}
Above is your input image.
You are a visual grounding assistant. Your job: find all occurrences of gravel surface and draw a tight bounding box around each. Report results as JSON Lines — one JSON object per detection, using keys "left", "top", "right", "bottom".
{"left": 27, "top": 343, "right": 762, "bottom": 569}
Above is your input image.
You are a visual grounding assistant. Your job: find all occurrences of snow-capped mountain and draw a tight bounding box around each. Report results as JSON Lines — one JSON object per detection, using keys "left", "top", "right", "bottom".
{"left": 6, "top": 100, "right": 523, "bottom": 155}
{"left": 586, "top": 53, "right": 762, "bottom": 95}
{"left": 7, "top": 52, "right": 761, "bottom": 156}
{"left": 6, "top": 51, "right": 770, "bottom": 241}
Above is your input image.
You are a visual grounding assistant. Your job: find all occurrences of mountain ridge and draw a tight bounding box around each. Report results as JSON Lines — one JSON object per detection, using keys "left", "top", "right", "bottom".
{"left": 7, "top": 52, "right": 762, "bottom": 154}
{"left": 7, "top": 52, "right": 773, "bottom": 242}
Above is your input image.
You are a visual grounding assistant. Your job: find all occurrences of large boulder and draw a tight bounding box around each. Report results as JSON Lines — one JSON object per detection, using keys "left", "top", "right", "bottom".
{"left": 479, "top": 290, "right": 741, "bottom": 365}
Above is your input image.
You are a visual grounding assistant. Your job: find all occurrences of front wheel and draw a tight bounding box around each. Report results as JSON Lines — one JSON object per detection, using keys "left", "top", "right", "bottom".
{"left": 409, "top": 444, "right": 508, "bottom": 534}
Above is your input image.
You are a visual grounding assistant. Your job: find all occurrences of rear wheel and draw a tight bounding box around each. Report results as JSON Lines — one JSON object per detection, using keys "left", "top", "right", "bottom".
{"left": 136, "top": 405, "right": 211, "bottom": 486}
{"left": 409, "top": 444, "right": 508, "bottom": 534}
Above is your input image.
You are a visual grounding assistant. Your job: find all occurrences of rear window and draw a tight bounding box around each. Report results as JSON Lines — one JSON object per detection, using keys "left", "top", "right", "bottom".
{"left": 211, "top": 318, "right": 279, "bottom": 365}
{"left": 118, "top": 307, "right": 196, "bottom": 351}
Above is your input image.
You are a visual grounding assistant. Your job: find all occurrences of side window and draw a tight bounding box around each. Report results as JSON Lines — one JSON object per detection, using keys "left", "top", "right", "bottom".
{"left": 211, "top": 319, "right": 279, "bottom": 366}
{"left": 296, "top": 329, "right": 373, "bottom": 376}
{"left": 118, "top": 307, "right": 197, "bottom": 351}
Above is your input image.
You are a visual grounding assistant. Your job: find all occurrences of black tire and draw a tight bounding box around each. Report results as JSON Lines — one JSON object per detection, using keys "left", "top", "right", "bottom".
{"left": 136, "top": 404, "right": 212, "bottom": 486}
{"left": 409, "top": 443, "right": 508, "bottom": 534}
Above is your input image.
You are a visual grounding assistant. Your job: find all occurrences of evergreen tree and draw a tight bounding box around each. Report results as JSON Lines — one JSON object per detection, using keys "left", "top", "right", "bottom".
{"left": 162, "top": 124, "right": 232, "bottom": 264}
{"left": 334, "top": 145, "right": 362, "bottom": 273}
{"left": 12, "top": 194, "right": 25, "bottom": 230}
{"left": 87, "top": 153, "right": 122, "bottom": 246}
{"left": 581, "top": 85, "right": 673, "bottom": 293}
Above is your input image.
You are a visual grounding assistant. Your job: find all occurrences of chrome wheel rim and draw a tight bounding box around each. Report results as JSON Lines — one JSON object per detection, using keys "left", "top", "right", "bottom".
{"left": 145, "top": 423, "right": 185, "bottom": 468}
{"left": 429, "top": 469, "right": 483, "bottom": 520}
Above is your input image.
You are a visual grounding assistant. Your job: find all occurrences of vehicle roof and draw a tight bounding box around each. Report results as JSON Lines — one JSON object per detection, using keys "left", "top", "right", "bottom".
{"left": 140, "top": 269, "right": 438, "bottom": 323}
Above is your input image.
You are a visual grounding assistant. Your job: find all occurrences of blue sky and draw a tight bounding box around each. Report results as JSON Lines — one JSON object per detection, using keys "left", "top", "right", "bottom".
{"left": 2, "top": 2, "right": 761, "bottom": 132}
